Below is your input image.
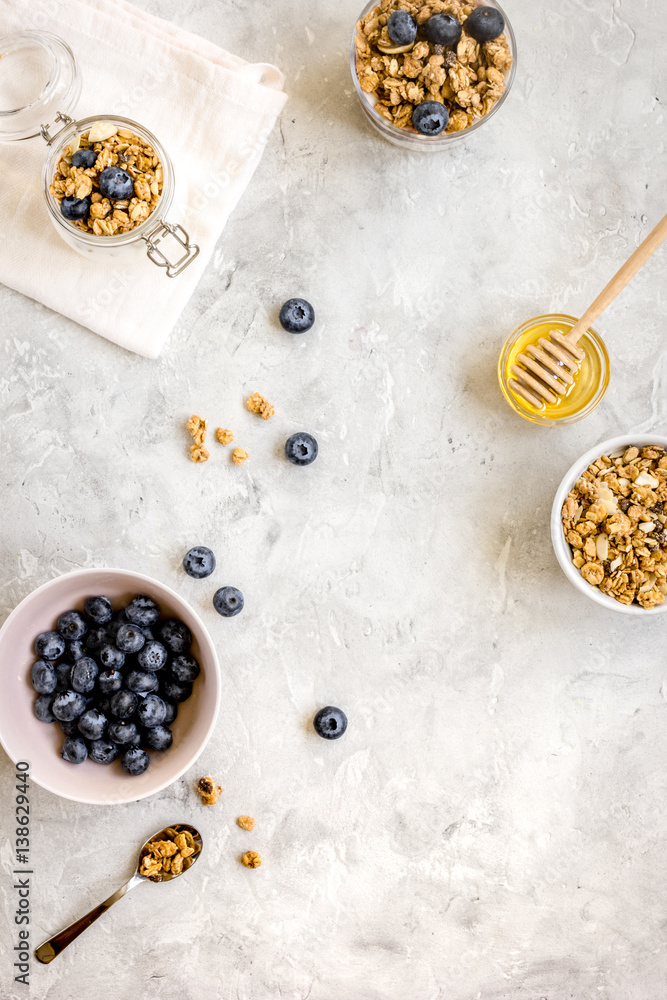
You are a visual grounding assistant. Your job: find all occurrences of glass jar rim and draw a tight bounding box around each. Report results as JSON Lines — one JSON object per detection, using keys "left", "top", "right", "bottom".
{"left": 42, "top": 113, "right": 173, "bottom": 246}
{"left": 349, "top": 0, "right": 516, "bottom": 146}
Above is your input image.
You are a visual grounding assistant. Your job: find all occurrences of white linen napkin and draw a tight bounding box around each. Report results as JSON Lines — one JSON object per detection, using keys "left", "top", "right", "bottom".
{"left": 0, "top": 0, "right": 287, "bottom": 357}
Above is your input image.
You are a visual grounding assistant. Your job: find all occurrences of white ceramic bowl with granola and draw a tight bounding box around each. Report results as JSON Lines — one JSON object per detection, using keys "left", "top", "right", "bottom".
{"left": 351, "top": 0, "right": 515, "bottom": 149}
{"left": 0, "top": 30, "right": 198, "bottom": 276}
{"left": 551, "top": 435, "right": 667, "bottom": 616}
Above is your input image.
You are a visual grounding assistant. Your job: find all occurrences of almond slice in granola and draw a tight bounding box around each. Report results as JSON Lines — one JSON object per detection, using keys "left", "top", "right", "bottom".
{"left": 87, "top": 121, "right": 118, "bottom": 142}
{"left": 376, "top": 40, "right": 415, "bottom": 54}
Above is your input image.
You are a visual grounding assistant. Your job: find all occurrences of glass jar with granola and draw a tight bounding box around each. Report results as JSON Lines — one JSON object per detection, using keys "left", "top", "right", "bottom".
{"left": 351, "top": 0, "right": 515, "bottom": 150}
{"left": 0, "top": 30, "right": 199, "bottom": 276}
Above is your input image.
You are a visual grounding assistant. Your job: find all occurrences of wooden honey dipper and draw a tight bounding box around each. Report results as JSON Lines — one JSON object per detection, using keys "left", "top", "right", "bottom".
{"left": 509, "top": 212, "right": 667, "bottom": 409}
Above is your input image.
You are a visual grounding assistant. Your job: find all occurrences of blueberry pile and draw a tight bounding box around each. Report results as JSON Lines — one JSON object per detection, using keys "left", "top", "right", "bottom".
{"left": 30, "top": 594, "right": 200, "bottom": 776}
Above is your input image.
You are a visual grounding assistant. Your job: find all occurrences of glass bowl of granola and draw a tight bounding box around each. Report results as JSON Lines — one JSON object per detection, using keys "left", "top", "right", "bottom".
{"left": 552, "top": 436, "right": 667, "bottom": 616}
{"left": 351, "top": 0, "right": 515, "bottom": 149}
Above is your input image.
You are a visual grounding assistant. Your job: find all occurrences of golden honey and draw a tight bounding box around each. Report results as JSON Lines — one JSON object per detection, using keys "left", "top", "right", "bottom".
{"left": 498, "top": 313, "right": 610, "bottom": 426}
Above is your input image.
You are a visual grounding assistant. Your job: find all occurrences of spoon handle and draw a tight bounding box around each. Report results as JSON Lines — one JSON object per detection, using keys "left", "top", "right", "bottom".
{"left": 567, "top": 212, "right": 667, "bottom": 345}
{"left": 34, "top": 873, "right": 146, "bottom": 964}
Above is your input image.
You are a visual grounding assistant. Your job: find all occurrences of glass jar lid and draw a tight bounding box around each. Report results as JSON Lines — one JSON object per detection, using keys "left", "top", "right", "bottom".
{"left": 0, "top": 31, "right": 80, "bottom": 142}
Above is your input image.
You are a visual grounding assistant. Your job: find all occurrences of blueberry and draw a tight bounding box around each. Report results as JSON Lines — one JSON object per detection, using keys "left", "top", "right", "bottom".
{"left": 213, "top": 586, "right": 244, "bottom": 618}
{"left": 97, "top": 695, "right": 113, "bottom": 717}
{"left": 285, "top": 432, "right": 318, "bottom": 466}
{"left": 110, "top": 689, "right": 138, "bottom": 720}
{"left": 139, "top": 625, "right": 156, "bottom": 643}
{"left": 182, "top": 546, "right": 216, "bottom": 579}
{"left": 99, "top": 644, "right": 125, "bottom": 670}
{"left": 85, "top": 626, "right": 108, "bottom": 652}
{"left": 157, "top": 619, "right": 192, "bottom": 654}
{"left": 412, "top": 101, "right": 449, "bottom": 136}
{"left": 126, "top": 670, "right": 159, "bottom": 695}
{"left": 313, "top": 705, "right": 348, "bottom": 740}
{"left": 34, "top": 695, "right": 56, "bottom": 723}
{"left": 170, "top": 653, "right": 200, "bottom": 683}
{"left": 71, "top": 148, "right": 97, "bottom": 169}
{"left": 121, "top": 747, "right": 150, "bottom": 776}
{"left": 98, "top": 668, "right": 124, "bottom": 694}
{"left": 54, "top": 661, "right": 73, "bottom": 691}
{"left": 57, "top": 610, "right": 88, "bottom": 641}
{"left": 62, "top": 736, "right": 88, "bottom": 765}
{"left": 135, "top": 694, "right": 167, "bottom": 728}
{"left": 424, "top": 12, "right": 462, "bottom": 45}
{"left": 98, "top": 165, "right": 134, "bottom": 201}
{"left": 89, "top": 739, "right": 119, "bottom": 765}
{"left": 67, "top": 639, "right": 87, "bottom": 661}
{"left": 279, "top": 298, "right": 315, "bottom": 334}
{"left": 124, "top": 594, "right": 161, "bottom": 627}
{"left": 161, "top": 678, "right": 193, "bottom": 704}
{"left": 162, "top": 700, "right": 178, "bottom": 725}
{"left": 387, "top": 9, "right": 418, "bottom": 45}
{"left": 70, "top": 656, "right": 98, "bottom": 694}
{"left": 31, "top": 660, "right": 57, "bottom": 695}
{"left": 35, "top": 631, "right": 66, "bottom": 661}
{"left": 115, "top": 623, "right": 146, "bottom": 654}
{"left": 105, "top": 617, "right": 126, "bottom": 643}
{"left": 77, "top": 708, "right": 107, "bottom": 741}
{"left": 108, "top": 720, "right": 140, "bottom": 745}
{"left": 465, "top": 5, "right": 505, "bottom": 41}
{"left": 137, "top": 640, "right": 168, "bottom": 672}
{"left": 84, "top": 595, "right": 113, "bottom": 624}
{"left": 144, "top": 725, "right": 173, "bottom": 752}
{"left": 60, "top": 196, "right": 91, "bottom": 221}
{"left": 59, "top": 719, "right": 79, "bottom": 736}
{"left": 52, "top": 690, "right": 87, "bottom": 722}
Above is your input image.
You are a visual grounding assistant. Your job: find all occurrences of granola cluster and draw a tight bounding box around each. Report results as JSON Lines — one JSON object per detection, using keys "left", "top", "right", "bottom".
{"left": 241, "top": 851, "right": 262, "bottom": 869}
{"left": 246, "top": 393, "right": 275, "bottom": 420}
{"left": 140, "top": 828, "right": 197, "bottom": 880}
{"left": 238, "top": 815, "right": 255, "bottom": 831}
{"left": 196, "top": 775, "right": 223, "bottom": 805}
{"left": 561, "top": 445, "right": 667, "bottom": 609}
{"left": 354, "top": 0, "right": 512, "bottom": 133}
{"left": 49, "top": 122, "right": 163, "bottom": 235}
{"left": 187, "top": 414, "right": 210, "bottom": 463}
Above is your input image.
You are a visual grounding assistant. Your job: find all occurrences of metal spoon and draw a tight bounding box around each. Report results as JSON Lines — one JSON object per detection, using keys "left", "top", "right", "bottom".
{"left": 35, "top": 823, "right": 202, "bottom": 964}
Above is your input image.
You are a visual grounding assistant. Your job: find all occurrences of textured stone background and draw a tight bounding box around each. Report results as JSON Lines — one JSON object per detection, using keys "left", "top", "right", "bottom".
{"left": 1, "top": 0, "right": 666, "bottom": 997}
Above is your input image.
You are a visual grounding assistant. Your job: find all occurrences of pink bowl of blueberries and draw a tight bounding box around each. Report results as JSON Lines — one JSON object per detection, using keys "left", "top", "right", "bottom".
{"left": 0, "top": 568, "right": 220, "bottom": 805}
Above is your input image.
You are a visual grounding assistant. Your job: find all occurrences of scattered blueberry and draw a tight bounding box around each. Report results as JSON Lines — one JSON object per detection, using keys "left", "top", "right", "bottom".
{"left": 77, "top": 708, "right": 107, "bottom": 741}
{"left": 85, "top": 626, "right": 108, "bottom": 651}
{"left": 70, "top": 656, "right": 98, "bottom": 694}
{"left": 183, "top": 546, "right": 216, "bottom": 579}
{"left": 124, "top": 594, "right": 161, "bottom": 627}
{"left": 99, "top": 644, "right": 125, "bottom": 670}
{"left": 279, "top": 298, "right": 315, "bottom": 334}
{"left": 465, "top": 5, "right": 505, "bottom": 41}
{"left": 387, "top": 9, "right": 418, "bottom": 45}
{"left": 35, "top": 631, "right": 66, "bottom": 661}
{"left": 67, "top": 639, "right": 87, "bottom": 661}
{"left": 98, "top": 668, "right": 124, "bottom": 694}
{"left": 213, "top": 586, "right": 244, "bottom": 618}
{"left": 62, "top": 736, "right": 88, "bottom": 765}
{"left": 161, "top": 678, "right": 193, "bottom": 704}
{"left": 424, "top": 12, "right": 462, "bottom": 45}
{"left": 121, "top": 747, "right": 150, "bottom": 775}
{"left": 144, "top": 725, "right": 172, "bottom": 751}
{"left": 170, "top": 654, "right": 200, "bottom": 683}
{"left": 84, "top": 596, "right": 114, "bottom": 624}
{"left": 51, "top": 690, "right": 87, "bottom": 722}
{"left": 126, "top": 670, "right": 159, "bottom": 695}
{"left": 412, "top": 100, "right": 450, "bottom": 135}
{"left": 89, "top": 739, "right": 119, "bottom": 765}
{"left": 136, "top": 694, "right": 167, "bottom": 728}
{"left": 110, "top": 689, "right": 138, "bottom": 720}
{"left": 115, "top": 623, "right": 146, "bottom": 654}
{"left": 158, "top": 619, "right": 192, "bottom": 654}
{"left": 99, "top": 165, "right": 134, "bottom": 201}
{"left": 285, "top": 432, "right": 318, "bottom": 466}
{"left": 57, "top": 609, "right": 88, "bottom": 641}
{"left": 137, "top": 640, "right": 168, "bottom": 672}
{"left": 34, "top": 694, "right": 56, "bottom": 723}
{"left": 313, "top": 706, "right": 348, "bottom": 740}
{"left": 31, "top": 660, "right": 57, "bottom": 695}
{"left": 71, "top": 148, "right": 97, "bottom": 169}
{"left": 108, "top": 720, "right": 140, "bottom": 745}
{"left": 60, "top": 196, "right": 91, "bottom": 221}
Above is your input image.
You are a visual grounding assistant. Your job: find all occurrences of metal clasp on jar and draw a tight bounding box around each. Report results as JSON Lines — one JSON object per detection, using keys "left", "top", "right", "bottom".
{"left": 40, "top": 112, "right": 75, "bottom": 145}
{"left": 142, "top": 221, "right": 199, "bottom": 278}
